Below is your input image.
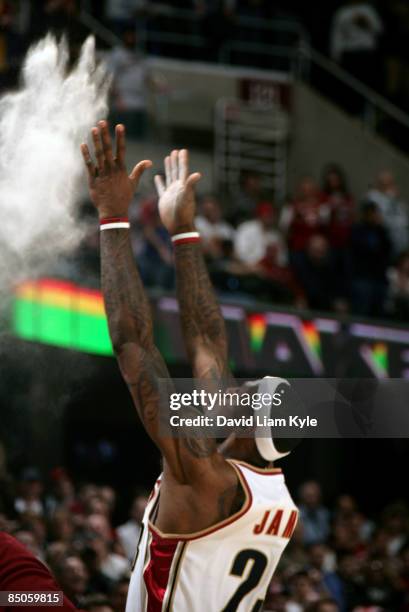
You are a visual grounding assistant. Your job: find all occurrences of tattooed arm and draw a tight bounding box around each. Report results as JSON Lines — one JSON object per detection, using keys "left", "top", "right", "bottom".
{"left": 81, "top": 123, "right": 224, "bottom": 485}
{"left": 155, "top": 149, "right": 231, "bottom": 382}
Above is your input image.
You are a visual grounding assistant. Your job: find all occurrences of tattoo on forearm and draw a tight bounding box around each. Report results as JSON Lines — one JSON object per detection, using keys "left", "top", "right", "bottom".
{"left": 174, "top": 243, "right": 229, "bottom": 376}
{"left": 100, "top": 230, "right": 154, "bottom": 350}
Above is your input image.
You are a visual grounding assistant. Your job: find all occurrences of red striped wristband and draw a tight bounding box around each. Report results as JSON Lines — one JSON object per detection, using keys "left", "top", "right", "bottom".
{"left": 171, "top": 231, "right": 200, "bottom": 246}
{"left": 100, "top": 217, "right": 130, "bottom": 231}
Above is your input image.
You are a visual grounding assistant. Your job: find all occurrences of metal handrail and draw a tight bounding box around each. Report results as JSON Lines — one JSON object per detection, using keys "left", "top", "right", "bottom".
{"left": 298, "top": 45, "right": 409, "bottom": 132}
{"left": 78, "top": 4, "right": 409, "bottom": 142}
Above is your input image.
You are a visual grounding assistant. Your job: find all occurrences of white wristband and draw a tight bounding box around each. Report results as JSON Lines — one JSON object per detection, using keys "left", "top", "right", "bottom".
{"left": 100, "top": 222, "right": 130, "bottom": 231}
{"left": 171, "top": 232, "right": 200, "bottom": 244}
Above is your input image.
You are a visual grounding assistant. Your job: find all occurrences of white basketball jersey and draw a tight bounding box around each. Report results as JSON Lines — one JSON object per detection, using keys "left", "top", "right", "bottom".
{"left": 126, "top": 460, "right": 298, "bottom": 612}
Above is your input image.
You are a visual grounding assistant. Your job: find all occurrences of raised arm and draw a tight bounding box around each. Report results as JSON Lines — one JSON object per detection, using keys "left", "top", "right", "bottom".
{"left": 155, "top": 149, "right": 231, "bottom": 382}
{"left": 81, "top": 122, "right": 182, "bottom": 476}
{"left": 81, "top": 124, "right": 220, "bottom": 483}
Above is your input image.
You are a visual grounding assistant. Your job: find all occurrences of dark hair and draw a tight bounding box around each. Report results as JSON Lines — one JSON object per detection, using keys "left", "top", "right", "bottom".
{"left": 306, "top": 598, "right": 338, "bottom": 612}
{"left": 322, "top": 164, "right": 349, "bottom": 196}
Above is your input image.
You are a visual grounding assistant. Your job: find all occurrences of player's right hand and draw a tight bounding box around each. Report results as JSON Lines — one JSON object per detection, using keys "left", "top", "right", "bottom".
{"left": 81, "top": 121, "right": 152, "bottom": 220}
{"left": 154, "top": 149, "right": 202, "bottom": 236}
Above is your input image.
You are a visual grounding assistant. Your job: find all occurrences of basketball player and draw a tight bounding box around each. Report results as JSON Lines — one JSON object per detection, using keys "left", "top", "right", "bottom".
{"left": 81, "top": 121, "right": 299, "bottom": 612}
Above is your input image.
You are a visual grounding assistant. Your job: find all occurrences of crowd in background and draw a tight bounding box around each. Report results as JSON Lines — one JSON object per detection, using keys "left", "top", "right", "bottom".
{"left": 0, "top": 446, "right": 408, "bottom": 612}
{"left": 0, "top": 1, "right": 408, "bottom": 321}
{"left": 75, "top": 162, "right": 409, "bottom": 322}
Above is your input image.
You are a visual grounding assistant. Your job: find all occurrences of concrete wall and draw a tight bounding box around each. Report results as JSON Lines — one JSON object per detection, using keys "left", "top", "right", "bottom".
{"left": 289, "top": 82, "right": 409, "bottom": 199}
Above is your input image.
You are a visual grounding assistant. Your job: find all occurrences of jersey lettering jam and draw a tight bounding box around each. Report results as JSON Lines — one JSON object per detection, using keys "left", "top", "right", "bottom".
{"left": 126, "top": 460, "right": 298, "bottom": 612}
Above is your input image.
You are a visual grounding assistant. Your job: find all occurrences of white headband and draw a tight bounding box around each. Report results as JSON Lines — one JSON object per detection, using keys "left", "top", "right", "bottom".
{"left": 254, "top": 376, "right": 291, "bottom": 462}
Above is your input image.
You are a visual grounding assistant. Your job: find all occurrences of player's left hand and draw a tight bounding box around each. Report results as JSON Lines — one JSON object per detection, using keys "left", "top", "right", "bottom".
{"left": 154, "top": 149, "right": 202, "bottom": 236}
{"left": 81, "top": 121, "right": 152, "bottom": 219}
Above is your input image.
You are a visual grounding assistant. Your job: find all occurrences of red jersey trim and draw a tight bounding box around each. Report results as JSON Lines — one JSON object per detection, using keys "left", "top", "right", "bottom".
{"left": 230, "top": 459, "right": 282, "bottom": 475}
{"left": 148, "top": 461, "right": 253, "bottom": 542}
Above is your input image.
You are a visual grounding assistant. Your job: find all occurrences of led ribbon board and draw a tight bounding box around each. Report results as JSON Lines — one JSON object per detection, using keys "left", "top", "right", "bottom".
{"left": 13, "top": 278, "right": 113, "bottom": 356}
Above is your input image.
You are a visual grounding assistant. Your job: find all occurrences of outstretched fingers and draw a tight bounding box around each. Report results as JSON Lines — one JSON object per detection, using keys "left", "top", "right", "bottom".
{"left": 91, "top": 127, "right": 105, "bottom": 173}
{"left": 99, "top": 121, "right": 115, "bottom": 169}
{"left": 80, "top": 143, "right": 96, "bottom": 182}
{"left": 186, "top": 172, "right": 202, "bottom": 189}
{"left": 170, "top": 149, "right": 179, "bottom": 182}
{"left": 154, "top": 174, "right": 166, "bottom": 197}
{"left": 115, "top": 124, "right": 126, "bottom": 169}
{"left": 130, "top": 160, "right": 153, "bottom": 188}
{"left": 179, "top": 149, "right": 189, "bottom": 183}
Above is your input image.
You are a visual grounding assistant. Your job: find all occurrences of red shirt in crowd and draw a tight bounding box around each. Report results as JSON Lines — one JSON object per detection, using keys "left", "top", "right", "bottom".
{"left": 0, "top": 532, "right": 77, "bottom": 612}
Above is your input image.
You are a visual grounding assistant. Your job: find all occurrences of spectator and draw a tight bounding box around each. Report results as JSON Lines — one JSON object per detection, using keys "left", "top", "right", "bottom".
{"left": 330, "top": 0, "right": 383, "bottom": 90}
{"left": 137, "top": 196, "right": 174, "bottom": 289}
{"left": 322, "top": 164, "right": 355, "bottom": 251}
{"left": 109, "top": 577, "right": 129, "bottom": 612}
{"left": 292, "top": 234, "right": 346, "bottom": 312}
{"left": 326, "top": 554, "right": 365, "bottom": 612}
{"left": 387, "top": 250, "right": 409, "bottom": 320}
{"left": 366, "top": 170, "right": 409, "bottom": 256}
{"left": 83, "top": 531, "right": 129, "bottom": 584}
{"left": 281, "top": 177, "right": 328, "bottom": 256}
{"left": 235, "top": 202, "right": 287, "bottom": 267}
{"left": 306, "top": 599, "right": 340, "bottom": 612}
{"left": 286, "top": 571, "right": 320, "bottom": 611}
{"left": 104, "top": 0, "right": 141, "bottom": 35}
{"left": 233, "top": 170, "right": 263, "bottom": 223}
{"left": 298, "top": 481, "right": 330, "bottom": 546}
{"left": 195, "top": 195, "right": 235, "bottom": 260}
{"left": 14, "top": 467, "right": 44, "bottom": 517}
{"left": 54, "top": 554, "right": 90, "bottom": 608}
{"left": 350, "top": 202, "right": 391, "bottom": 317}
{"left": 107, "top": 28, "right": 149, "bottom": 139}
{"left": 380, "top": 502, "right": 409, "bottom": 556}
{"left": 117, "top": 492, "right": 148, "bottom": 561}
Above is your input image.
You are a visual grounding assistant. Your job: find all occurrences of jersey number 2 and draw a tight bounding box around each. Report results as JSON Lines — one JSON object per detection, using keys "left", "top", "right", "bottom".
{"left": 221, "top": 549, "right": 268, "bottom": 612}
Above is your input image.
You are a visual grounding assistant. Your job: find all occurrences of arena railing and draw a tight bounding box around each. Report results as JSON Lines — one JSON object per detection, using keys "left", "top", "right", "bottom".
{"left": 78, "top": 5, "right": 409, "bottom": 153}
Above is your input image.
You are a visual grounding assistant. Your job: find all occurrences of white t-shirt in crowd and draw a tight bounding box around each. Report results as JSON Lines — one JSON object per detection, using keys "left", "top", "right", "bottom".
{"left": 330, "top": 3, "right": 383, "bottom": 61}
{"left": 100, "top": 553, "right": 130, "bottom": 581}
{"left": 117, "top": 520, "right": 142, "bottom": 561}
{"left": 107, "top": 47, "right": 148, "bottom": 111}
{"left": 234, "top": 220, "right": 288, "bottom": 266}
{"left": 195, "top": 216, "right": 235, "bottom": 244}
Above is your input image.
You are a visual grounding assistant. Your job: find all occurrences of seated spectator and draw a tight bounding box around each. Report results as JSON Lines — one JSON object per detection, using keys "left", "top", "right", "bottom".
{"left": 285, "top": 571, "right": 320, "bottom": 611}
{"left": 291, "top": 235, "right": 347, "bottom": 312}
{"left": 14, "top": 467, "right": 44, "bottom": 517}
{"left": 233, "top": 170, "right": 263, "bottom": 223}
{"left": 137, "top": 196, "right": 174, "bottom": 289}
{"left": 330, "top": 0, "right": 383, "bottom": 90}
{"left": 322, "top": 164, "right": 355, "bottom": 251}
{"left": 380, "top": 502, "right": 409, "bottom": 556}
{"left": 235, "top": 202, "right": 287, "bottom": 267}
{"left": 350, "top": 202, "right": 391, "bottom": 317}
{"left": 117, "top": 492, "right": 148, "bottom": 561}
{"left": 387, "top": 250, "right": 409, "bottom": 320}
{"left": 281, "top": 177, "right": 329, "bottom": 256}
{"left": 109, "top": 577, "right": 129, "bottom": 612}
{"left": 325, "top": 554, "right": 365, "bottom": 612}
{"left": 195, "top": 194, "right": 235, "bottom": 259}
{"left": 298, "top": 481, "right": 330, "bottom": 546}
{"left": 306, "top": 599, "right": 340, "bottom": 612}
{"left": 366, "top": 170, "right": 409, "bottom": 257}
{"left": 53, "top": 554, "right": 90, "bottom": 608}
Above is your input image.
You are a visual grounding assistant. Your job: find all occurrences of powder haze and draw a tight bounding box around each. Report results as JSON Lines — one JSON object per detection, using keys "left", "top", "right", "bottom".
{"left": 0, "top": 34, "right": 109, "bottom": 288}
